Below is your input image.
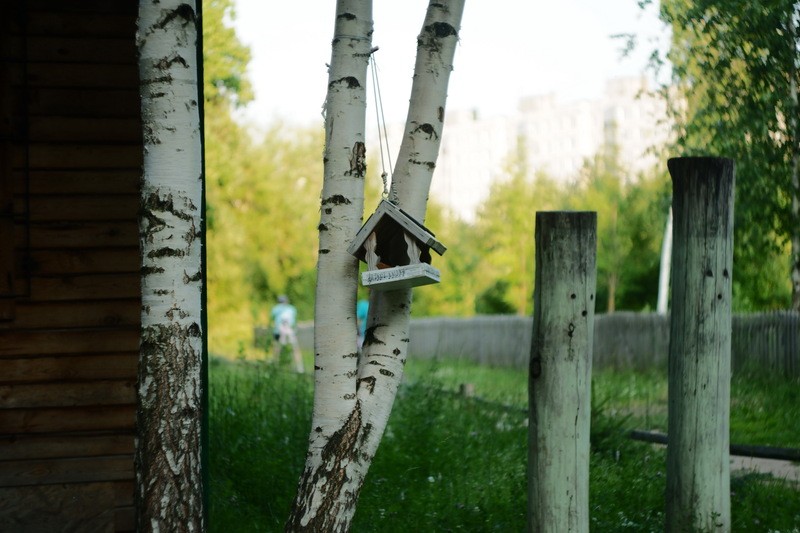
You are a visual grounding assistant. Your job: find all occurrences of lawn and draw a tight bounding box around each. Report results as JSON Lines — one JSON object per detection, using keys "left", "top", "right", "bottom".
{"left": 209, "top": 355, "right": 800, "bottom": 532}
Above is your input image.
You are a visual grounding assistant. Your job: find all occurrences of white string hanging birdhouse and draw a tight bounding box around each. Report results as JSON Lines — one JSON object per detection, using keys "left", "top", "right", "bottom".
{"left": 349, "top": 51, "right": 446, "bottom": 290}
{"left": 348, "top": 199, "right": 446, "bottom": 291}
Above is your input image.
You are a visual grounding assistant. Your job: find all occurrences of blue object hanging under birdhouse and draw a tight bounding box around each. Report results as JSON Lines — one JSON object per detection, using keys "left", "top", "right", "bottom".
{"left": 348, "top": 199, "right": 446, "bottom": 291}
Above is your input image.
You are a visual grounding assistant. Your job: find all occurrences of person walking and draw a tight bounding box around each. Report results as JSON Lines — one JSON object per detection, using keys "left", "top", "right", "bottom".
{"left": 270, "top": 295, "right": 304, "bottom": 373}
{"left": 356, "top": 295, "right": 370, "bottom": 351}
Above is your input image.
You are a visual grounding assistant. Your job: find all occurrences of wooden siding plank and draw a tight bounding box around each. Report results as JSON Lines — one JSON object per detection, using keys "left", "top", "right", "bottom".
{"left": 0, "top": 407, "right": 136, "bottom": 435}
{"left": 28, "top": 117, "right": 142, "bottom": 143}
{"left": 0, "top": 300, "right": 139, "bottom": 330}
{"left": 114, "top": 480, "right": 134, "bottom": 507}
{"left": 0, "top": 483, "right": 116, "bottom": 532}
{"left": 26, "top": 37, "right": 135, "bottom": 65}
{"left": 26, "top": 63, "right": 138, "bottom": 89}
{"left": 0, "top": 329, "right": 140, "bottom": 357}
{"left": 0, "top": 456, "right": 133, "bottom": 486}
{"left": 28, "top": 221, "right": 139, "bottom": 248}
{"left": 25, "top": 0, "right": 138, "bottom": 15}
{"left": 0, "top": 380, "right": 135, "bottom": 409}
{"left": 21, "top": 170, "right": 140, "bottom": 195}
{"left": 0, "top": 433, "right": 134, "bottom": 461}
{"left": 28, "top": 88, "right": 139, "bottom": 118}
{"left": 28, "top": 248, "right": 139, "bottom": 275}
{"left": 29, "top": 273, "right": 141, "bottom": 301}
{"left": 0, "top": 405, "right": 135, "bottom": 434}
{"left": 28, "top": 144, "right": 142, "bottom": 170}
{"left": 2, "top": 353, "right": 137, "bottom": 384}
{"left": 115, "top": 506, "right": 135, "bottom": 533}
{"left": 21, "top": 195, "right": 139, "bottom": 222}
{"left": 27, "top": 12, "right": 134, "bottom": 38}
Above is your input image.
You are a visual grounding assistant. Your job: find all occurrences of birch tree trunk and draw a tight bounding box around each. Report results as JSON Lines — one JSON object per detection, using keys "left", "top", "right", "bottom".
{"left": 286, "top": 1, "right": 464, "bottom": 530}
{"left": 285, "top": 1, "right": 372, "bottom": 530}
{"left": 136, "top": 1, "right": 205, "bottom": 530}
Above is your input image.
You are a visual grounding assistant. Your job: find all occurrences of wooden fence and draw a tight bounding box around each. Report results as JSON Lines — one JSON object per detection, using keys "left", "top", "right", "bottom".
{"left": 290, "top": 311, "right": 799, "bottom": 377}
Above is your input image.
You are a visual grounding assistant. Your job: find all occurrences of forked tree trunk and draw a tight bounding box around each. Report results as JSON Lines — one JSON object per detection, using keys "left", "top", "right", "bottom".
{"left": 665, "top": 157, "right": 734, "bottom": 533}
{"left": 286, "top": 1, "right": 465, "bottom": 530}
{"left": 136, "top": 1, "right": 205, "bottom": 530}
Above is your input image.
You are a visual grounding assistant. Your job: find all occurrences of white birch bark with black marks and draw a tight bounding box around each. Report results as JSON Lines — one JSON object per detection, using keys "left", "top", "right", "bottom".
{"left": 136, "top": 1, "right": 204, "bottom": 530}
{"left": 665, "top": 157, "right": 734, "bottom": 533}
{"left": 285, "top": 1, "right": 372, "bottom": 530}
{"left": 354, "top": 4, "right": 465, "bottom": 523}
{"left": 286, "top": 1, "right": 465, "bottom": 530}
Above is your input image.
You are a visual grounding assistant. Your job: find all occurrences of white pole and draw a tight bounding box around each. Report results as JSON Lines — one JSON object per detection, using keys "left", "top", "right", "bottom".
{"left": 657, "top": 206, "right": 673, "bottom": 314}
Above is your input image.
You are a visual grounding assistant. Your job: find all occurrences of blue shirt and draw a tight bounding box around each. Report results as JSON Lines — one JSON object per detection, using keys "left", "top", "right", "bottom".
{"left": 356, "top": 299, "right": 369, "bottom": 336}
{"left": 271, "top": 303, "right": 297, "bottom": 334}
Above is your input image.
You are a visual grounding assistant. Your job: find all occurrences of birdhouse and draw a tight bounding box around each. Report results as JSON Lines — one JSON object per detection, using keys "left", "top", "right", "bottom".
{"left": 348, "top": 199, "right": 447, "bottom": 291}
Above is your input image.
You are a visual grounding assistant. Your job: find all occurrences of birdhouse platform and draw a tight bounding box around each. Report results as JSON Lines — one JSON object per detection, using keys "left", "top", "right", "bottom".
{"left": 348, "top": 199, "right": 446, "bottom": 291}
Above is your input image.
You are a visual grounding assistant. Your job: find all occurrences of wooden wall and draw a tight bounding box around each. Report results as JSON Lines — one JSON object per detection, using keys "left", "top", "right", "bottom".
{"left": 0, "top": 1, "right": 141, "bottom": 531}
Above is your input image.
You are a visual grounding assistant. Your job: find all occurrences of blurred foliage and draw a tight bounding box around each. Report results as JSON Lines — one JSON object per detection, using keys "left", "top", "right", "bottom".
{"left": 468, "top": 136, "right": 669, "bottom": 316}
{"left": 202, "top": 0, "right": 253, "bottom": 108}
{"left": 566, "top": 142, "right": 671, "bottom": 313}
{"left": 472, "top": 138, "right": 565, "bottom": 316}
{"left": 202, "top": 0, "right": 792, "bottom": 355}
{"left": 654, "top": 0, "right": 796, "bottom": 309}
{"left": 203, "top": 1, "right": 322, "bottom": 354}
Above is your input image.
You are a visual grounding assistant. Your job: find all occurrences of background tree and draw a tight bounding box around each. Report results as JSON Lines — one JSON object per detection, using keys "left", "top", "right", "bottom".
{"left": 654, "top": 0, "right": 798, "bottom": 309}
{"left": 202, "top": 0, "right": 323, "bottom": 354}
{"left": 473, "top": 137, "right": 564, "bottom": 315}
{"left": 566, "top": 141, "right": 669, "bottom": 312}
{"left": 568, "top": 145, "right": 626, "bottom": 312}
{"left": 206, "top": 125, "right": 323, "bottom": 352}
{"left": 410, "top": 199, "right": 482, "bottom": 317}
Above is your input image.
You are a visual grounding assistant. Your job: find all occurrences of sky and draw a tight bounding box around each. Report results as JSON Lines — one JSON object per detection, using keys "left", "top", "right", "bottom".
{"left": 231, "top": 0, "right": 670, "bottom": 130}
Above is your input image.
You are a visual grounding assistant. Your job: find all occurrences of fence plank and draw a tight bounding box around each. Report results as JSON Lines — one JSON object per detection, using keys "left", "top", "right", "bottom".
{"left": 295, "top": 310, "right": 799, "bottom": 378}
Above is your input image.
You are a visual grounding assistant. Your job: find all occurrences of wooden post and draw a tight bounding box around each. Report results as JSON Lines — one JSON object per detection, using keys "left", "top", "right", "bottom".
{"left": 528, "top": 211, "right": 596, "bottom": 533}
{"left": 666, "top": 157, "right": 734, "bottom": 532}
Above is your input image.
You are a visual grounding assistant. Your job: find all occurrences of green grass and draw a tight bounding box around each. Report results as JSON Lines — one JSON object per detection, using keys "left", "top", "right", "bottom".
{"left": 209, "top": 355, "right": 800, "bottom": 532}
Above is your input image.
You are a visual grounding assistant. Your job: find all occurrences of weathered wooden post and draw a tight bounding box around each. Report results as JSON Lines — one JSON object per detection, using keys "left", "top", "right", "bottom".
{"left": 666, "top": 157, "right": 734, "bottom": 532}
{"left": 528, "top": 211, "right": 597, "bottom": 533}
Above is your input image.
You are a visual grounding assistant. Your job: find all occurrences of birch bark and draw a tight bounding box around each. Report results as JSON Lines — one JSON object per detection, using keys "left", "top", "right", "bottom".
{"left": 286, "top": 1, "right": 464, "bottom": 530}
{"left": 355, "top": 0, "right": 466, "bottom": 507}
{"left": 285, "top": 1, "right": 372, "bottom": 530}
{"left": 136, "top": 1, "right": 205, "bottom": 530}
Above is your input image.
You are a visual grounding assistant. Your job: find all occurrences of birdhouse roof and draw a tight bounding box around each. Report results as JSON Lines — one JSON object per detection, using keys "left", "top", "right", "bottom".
{"left": 348, "top": 199, "right": 447, "bottom": 260}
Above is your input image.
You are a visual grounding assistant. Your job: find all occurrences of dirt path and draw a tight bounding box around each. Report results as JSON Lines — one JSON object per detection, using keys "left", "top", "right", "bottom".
{"left": 731, "top": 456, "right": 800, "bottom": 485}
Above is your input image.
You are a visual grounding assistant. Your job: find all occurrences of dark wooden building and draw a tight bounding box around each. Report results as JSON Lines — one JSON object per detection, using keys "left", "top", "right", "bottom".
{"left": 1, "top": 1, "right": 144, "bottom": 530}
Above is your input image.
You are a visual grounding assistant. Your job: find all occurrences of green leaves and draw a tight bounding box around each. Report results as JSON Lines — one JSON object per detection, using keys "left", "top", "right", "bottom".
{"left": 657, "top": 0, "right": 796, "bottom": 309}
{"left": 202, "top": 1, "right": 322, "bottom": 354}
{"left": 202, "top": 0, "right": 253, "bottom": 108}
